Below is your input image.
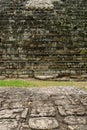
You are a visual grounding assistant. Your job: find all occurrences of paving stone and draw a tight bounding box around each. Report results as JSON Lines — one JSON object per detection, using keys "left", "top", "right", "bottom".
{"left": 29, "top": 94, "right": 49, "bottom": 101}
{"left": 21, "top": 123, "right": 30, "bottom": 130}
{"left": 81, "top": 96, "right": 87, "bottom": 106}
{"left": 0, "top": 108, "right": 23, "bottom": 119}
{"left": 0, "top": 87, "right": 86, "bottom": 130}
{"left": 30, "top": 101, "right": 56, "bottom": 117}
{"left": 10, "top": 101, "right": 23, "bottom": 108}
{"left": 68, "top": 125, "right": 87, "bottom": 130}
{"left": 55, "top": 97, "right": 71, "bottom": 106}
{"left": 25, "top": 0, "right": 54, "bottom": 9}
{"left": 64, "top": 116, "right": 86, "bottom": 125}
{"left": 0, "top": 119, "right": 18, "bottom": 130}
{"left": 2, "top": 100, "right": 22, "bottom": 109}
{"left": 29, "top": 117, "right": 59, "bottom": 129}
{"left": 58, "top": 106, "right": 67, "bottom": 116}
{"left": 58, "top": 104, "right": 86, "bottom": 116}
{"left": 68, "top": 94, "right": 80, "bottom": 105}
{"left": 21, "top": 108, "right": 29, "bottom": 119}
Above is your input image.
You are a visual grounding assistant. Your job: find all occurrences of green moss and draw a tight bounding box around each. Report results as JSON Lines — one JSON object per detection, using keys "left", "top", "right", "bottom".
{"left": 80, "top": 49, "right": 87, "bottom": 55}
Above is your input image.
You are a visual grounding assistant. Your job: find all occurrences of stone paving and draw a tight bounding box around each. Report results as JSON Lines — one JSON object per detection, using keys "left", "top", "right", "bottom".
{"left": 0, "top": 86, "right": 87, "bottom": 130}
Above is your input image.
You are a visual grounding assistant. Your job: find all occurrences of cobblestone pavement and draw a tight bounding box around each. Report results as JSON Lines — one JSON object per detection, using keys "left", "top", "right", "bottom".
{"left": 0, "top": 86, "right": 87, "bottom": 130}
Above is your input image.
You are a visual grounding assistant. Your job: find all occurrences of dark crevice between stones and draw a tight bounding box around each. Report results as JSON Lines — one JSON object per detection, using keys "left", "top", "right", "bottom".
{"left": 0, "top": 37, "right": 2, "bottom": 42}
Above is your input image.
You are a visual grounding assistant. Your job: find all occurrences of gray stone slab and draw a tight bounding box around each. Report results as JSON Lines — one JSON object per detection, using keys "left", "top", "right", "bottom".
{"left": 29, "top": 117, "right": 59, "bottom": 129}
{"left": 64, "top": 116, "right": 86, "bottom": 125}
{"left": 0, "top": 119, "right": 18, "bottom": 130}
{"left": 58, "top": 104, "right": 86, "bottom": 116}
{"left": 81, "top": 96, "right": 87, "bottom": 106}
{"left": 30, "top": 101, "right": 56, "bottom": 117}
{"left": 0, "top": 108, "right": 23, "bottom": 119}
{"left": 25, "top": 0, "right": 54, "bottom": 9}
{"left": 68, "top": 125, "right": 87, "bottom": 130}
{"left": 9, "top": 101, "right": 23, "bottom": 108}
{"left": 21, "top": 108, "right": 29, "bottom": 119}
{"left": 55, "top": 97, "right": 71, "bottom": 106}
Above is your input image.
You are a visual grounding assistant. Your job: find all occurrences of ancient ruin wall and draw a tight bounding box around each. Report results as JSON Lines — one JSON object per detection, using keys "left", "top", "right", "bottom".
{"left": 0, "top": 0, "right": 87, "bottom": 80}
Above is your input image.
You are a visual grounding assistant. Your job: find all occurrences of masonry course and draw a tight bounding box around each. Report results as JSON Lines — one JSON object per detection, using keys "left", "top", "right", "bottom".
{"left": 0, "top": 0, "right": 87, "bottom": 79}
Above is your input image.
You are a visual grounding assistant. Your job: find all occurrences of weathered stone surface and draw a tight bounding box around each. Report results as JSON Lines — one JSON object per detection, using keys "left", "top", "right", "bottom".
{"left": 9, "top": 101, "right": 23, "bottom": 108}
{"left": 58, "top": 104, "right": 86, "bottom": 116}
{"left": 21, "top": 108, "right": 29, "bottom": 119}
{"left": 55, "top": 97, "right": 71, "bottom": 106}
{"left": 0, "top": 87, "right": 86, "bottom": 129}
{"left": 64, "top": 116, "right": 86, "bottom": 125}
{"left": 34, "top": 75, "right": 58, "bottom": 80}
{"left": 68, "top": 125, "right": 87, "bottom": 130}
{"left": 68, "top": 94, "right": 80, "bottom": 105}
{"left": 30, "top": 101, "right": 56, "bottom": 117}
{"left": 0, "top": 119, "right": 18, "bottom": 130}
{"left": 80, "top": 95, "right": 87, "bottom": 106}
{"left": 25, "top": 0, "right": 54, "bottom": 9}
{"left": 0, "top": 109, "right": 23, "bottom": 119}
{"left": 29, "top": 117, "right": 59, "bottom": 129}
{"left": 0, "top": 0, "right": 87, "bottom": 79}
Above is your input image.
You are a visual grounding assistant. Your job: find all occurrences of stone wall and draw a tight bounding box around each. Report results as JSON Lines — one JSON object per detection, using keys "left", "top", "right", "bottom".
{"left": 0, "top": 0, "right": 87, "bottom": 80}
